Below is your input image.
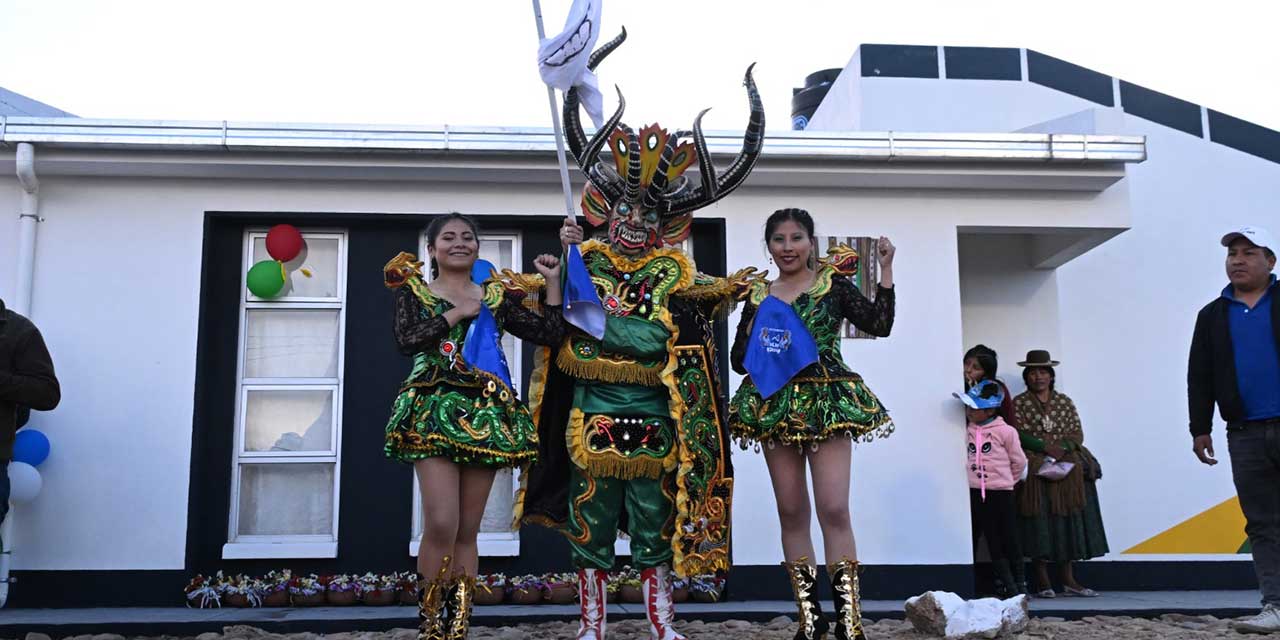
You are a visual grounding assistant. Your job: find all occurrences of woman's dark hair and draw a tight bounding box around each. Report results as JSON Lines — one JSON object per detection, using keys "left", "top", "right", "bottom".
{"left": 764, "top": 208, "right": 818, "bottom": 269}
{"left": 1022, "top": 365, "right": 1057, "bottom": 391}
{"left": 425, "top": 212, "right": 479, "bottom": 278}
{"left": 964, "top": 344, "right": 999, "bottom": 381}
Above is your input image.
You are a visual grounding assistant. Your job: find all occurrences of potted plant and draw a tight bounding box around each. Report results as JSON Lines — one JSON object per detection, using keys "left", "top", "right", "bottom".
{"left": 671, "top": 576, "right": 690, "bottom": 603}
{"left": 184, "top": 573, "right": 222, "bottom": 609}
{"left": 605, "top": 577, "right": 621, "bottom": 604}
{"left": 617, "top": 566, "right": 643, "bottom": 603}
{"left": 397, "top": 571, "right": 420, "bottom": 605}
{"left": 474, "top": 573, "right": 506, "bottom": 606}
{"left": 690, "top": 574, "right": 725, "bottom": 603}
{"left": 222, "top": 574, "right": 262, "bottom": 608}
{"left": 326, "top": 574, "right": 360, "bottom": 605}
{"left": 290, "top": 574, "right": 325, "bottom": 607}
{"left": 261, "top": 570, "right": 292, "bottom": 607}
{"left": 508, "top": 574, "right": 544, "bottom": 605}
{"left": 359, "top": 573, "right": 397, "bottom": 606}
{"left": 543, "top": 572, "right": 576, "bottom": 604}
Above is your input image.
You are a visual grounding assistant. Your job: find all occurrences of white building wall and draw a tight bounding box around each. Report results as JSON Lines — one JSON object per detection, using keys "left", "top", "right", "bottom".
{"left": 0, "top": 165, "right": 1128, "bottom": 570}
{"left": 1, "top": 180, "right": 20, "bottom": 304}
{"left": 811, "top": 64, "right": 1280, "bottom": 558}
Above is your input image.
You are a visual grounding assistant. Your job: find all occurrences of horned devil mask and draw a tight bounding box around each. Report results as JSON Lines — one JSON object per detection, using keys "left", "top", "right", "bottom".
{"left": 563, "top": 29, "right": 766, "bottom": 256}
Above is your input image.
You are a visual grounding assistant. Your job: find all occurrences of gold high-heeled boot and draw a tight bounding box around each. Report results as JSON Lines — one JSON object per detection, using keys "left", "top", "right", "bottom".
{"left": 783, "top": 557, "right": 829, "bottom": 640}
{"left": 418, "top": 557, "right": 452, "bottom": 640}
{"left": 445, "top": 572, "right": 476, "bottom": 639}
{"left": 829, "top": 558, "right": 867, "bottom": 640}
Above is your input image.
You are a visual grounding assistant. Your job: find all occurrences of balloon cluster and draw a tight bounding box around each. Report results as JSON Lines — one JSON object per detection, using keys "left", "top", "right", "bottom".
{"left": 8, "top": 428, "right": 50, "bottom": 503}
{"left": 246, "top": 225, "right": 310, "bottom": 299}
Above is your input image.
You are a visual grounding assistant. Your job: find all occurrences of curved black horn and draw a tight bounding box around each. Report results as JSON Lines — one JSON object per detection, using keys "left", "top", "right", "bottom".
{"left": 623, "top": 125, "right": 642, "bottom": 202}
{"left": 669, "top": 64, "right": 765, "bottom": 215}
{"left": 642, "top": 132, "right": 680, "bottom": 210}
{"left": 563, "top": 28, "right": 628, "bottom": 161}
{"left": 578, "top": 86, "right": 626, "bottom": 173}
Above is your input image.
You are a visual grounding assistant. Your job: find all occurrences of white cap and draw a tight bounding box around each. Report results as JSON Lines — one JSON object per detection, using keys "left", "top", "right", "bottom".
{"left": 1222, "top": 226, "right": 1277, "bottom": 253}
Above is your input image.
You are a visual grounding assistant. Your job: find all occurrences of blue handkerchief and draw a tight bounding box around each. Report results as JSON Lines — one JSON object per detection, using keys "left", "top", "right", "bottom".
{"left": 562, "top": 244, "right": 606, "bottom": 339}
{"left": 462, "top": 304, "right": 515, "bottom": 391}
{"left": 743, "top": 296, "right": 819, "bottom": 399}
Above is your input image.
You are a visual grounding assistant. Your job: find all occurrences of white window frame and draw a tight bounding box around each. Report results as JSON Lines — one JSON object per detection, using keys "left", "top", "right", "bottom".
{"left": 409, "top": 229, "right": 524, "bottom": 557}
{"left": 224, "top": 229, "right": 348, "bottom": 560}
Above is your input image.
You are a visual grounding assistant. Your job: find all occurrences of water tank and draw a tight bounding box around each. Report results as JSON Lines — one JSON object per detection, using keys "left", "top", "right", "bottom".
{"left": 791, "top": 69, "right": 842, "bottom": 130}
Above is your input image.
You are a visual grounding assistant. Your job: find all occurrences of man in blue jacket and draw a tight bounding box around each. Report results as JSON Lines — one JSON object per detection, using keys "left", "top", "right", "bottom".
{"left": 1189, "top": 226, "right": 1280, "bottom": 634}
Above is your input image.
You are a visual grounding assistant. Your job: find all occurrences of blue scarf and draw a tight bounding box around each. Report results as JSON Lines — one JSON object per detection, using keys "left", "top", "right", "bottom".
{"left": 743, "top": 296, "right": 819, "bottom": 399}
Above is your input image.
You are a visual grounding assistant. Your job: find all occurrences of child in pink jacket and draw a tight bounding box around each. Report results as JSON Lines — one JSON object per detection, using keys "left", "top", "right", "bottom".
{"left": 955, "top": 379, "right": 1029, "bottom": 598}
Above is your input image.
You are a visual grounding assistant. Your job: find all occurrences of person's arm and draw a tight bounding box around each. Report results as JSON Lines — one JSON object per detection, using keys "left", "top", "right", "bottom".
{"left": 833, "top": 276, "right": 895, "bottom": 338}
{"left": 1006, "top": 427, "right": 1028, "bottom": 482}
{"left": 730, "top": 302, "right": 757, "bottom": 375}
{"left": 498, "top": 294, "right": 566, "bottom": 348}
{"left": 393, "top": 287, "right": 451, "bottom": 355}
{"left": 0, "top": 325, "right": 60, "bottom": 410}
{"left": 1187, "top": 308, "right": 1217, "bottom": 437}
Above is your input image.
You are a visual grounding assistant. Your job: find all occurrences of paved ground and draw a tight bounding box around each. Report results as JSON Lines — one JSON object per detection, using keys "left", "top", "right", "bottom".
{"left": 0, "top": 591, "right": 1266, "bottom": 638}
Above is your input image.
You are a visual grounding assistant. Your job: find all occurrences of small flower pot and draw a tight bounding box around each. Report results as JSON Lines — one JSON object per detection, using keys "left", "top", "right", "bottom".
{"left": 326, "top": 589, "right": 359, "bottom": 605}
{"left": 671, "top": 587, "right": 690, "bottom": 603}
{"left": 399, "top": 587, "right": 419, "bottom": 606}
{"left": 262, "top": 590, "right": 290, "bottom": 607}
{"left": 691, "top": 588, "right": 722, "bottom": 603}
{"left": 364, "top": 589, "right": 397, "bottom": 606}
{"left": 292, "top": 591, "right": 326, "bottom": 607}
{"left": 224, "top": 593, "right": 252, "bottom": 608}
{"left": 474, "top": 585, "right": 505, "bottom": 606}
{"left": 606, "top": 589, "right": 620, "bottom": 604}
{"left": 620, "top": 585, "right": 643, "bottom": 603}
{"left": 545, "top": 584, "right": 576, "bottom": 604}
{"left": 510, "top": 587, "right": 542, "bottom": 604}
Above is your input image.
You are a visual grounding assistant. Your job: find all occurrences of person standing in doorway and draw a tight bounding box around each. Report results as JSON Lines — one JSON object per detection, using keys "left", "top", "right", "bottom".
{"left": 1189, "top": 226, "right": 1280, "bottom": 634}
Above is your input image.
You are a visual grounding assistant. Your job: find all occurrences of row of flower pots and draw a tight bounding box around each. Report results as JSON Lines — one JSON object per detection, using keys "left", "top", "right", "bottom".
{"left": 185, "top": 568, "right": 726, "bottom": 608}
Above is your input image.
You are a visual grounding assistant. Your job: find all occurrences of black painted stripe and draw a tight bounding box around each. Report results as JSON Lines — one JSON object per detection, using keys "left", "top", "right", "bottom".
{"left": 1027, "top": 50, "right": 1114, "bottom": 106}
{"left": 944, "top": 46, "right": 1022, "bottom": 80}
{"left": 1120, "top": 80, "right": 1203, "bottom": 137}
{"left": 859, "top": 44, "right": 939, "bottom": 78}
{"left": 1209, "top": 109, "right": 1280, "bottom": 164}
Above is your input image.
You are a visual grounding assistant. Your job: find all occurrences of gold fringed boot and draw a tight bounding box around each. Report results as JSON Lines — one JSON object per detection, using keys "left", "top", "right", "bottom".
{"left": 445, "top": 571, "right": 475, "bottom": 639}
{"left": 829, "top": 558, "right": 867, "bottom": 640}
{"left": 783, "top": 557, "right": 830, "bottom": 640}
{"left": 417, "top": 557, "right": 452, "bottom": 640}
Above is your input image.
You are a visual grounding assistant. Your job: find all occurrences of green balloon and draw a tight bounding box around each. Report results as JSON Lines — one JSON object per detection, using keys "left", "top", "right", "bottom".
{"left": 247, "top": 260, "right": 286, "bottom": 298}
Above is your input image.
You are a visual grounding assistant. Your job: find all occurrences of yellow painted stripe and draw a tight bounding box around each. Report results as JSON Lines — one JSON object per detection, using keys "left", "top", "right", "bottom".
{"left": 1125, "top": 496, "right": 1248, "bottom": 554}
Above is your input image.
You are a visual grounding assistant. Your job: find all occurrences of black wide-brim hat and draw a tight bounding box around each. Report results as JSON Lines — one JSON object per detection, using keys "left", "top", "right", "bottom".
{"left": 1017, "top": 349, "right": 1060, "bottom": 367}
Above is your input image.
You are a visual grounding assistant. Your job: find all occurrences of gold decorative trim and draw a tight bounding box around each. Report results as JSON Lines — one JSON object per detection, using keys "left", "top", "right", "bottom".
{"left": 555, "top": 344, "right": 665, "bottom": 386}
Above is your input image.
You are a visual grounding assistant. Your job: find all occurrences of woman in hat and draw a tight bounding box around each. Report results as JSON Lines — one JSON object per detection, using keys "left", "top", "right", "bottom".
{"left": 728, "top": 208, "right": 897, "bottom": 640}
{"left": 1012, "top": 350, "right": 1109, "bottom": 598}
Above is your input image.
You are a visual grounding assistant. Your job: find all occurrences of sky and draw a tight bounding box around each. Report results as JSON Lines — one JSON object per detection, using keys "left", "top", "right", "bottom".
{"left": 1, "top": 0, "right": 1278, "bottom": 133}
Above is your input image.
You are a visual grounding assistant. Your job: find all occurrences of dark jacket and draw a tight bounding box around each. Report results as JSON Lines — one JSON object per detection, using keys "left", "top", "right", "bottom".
{"left": 0, "top": 299, "right": 61, "bottom": 460}
{"left": 1188, "top": 280, "right": 1280, "bottom": 436}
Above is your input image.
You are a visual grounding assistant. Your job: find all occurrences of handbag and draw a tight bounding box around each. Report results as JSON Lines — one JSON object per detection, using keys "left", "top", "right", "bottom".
{"left": 1036, "top": 457, "right": 1075, "bottom": 481}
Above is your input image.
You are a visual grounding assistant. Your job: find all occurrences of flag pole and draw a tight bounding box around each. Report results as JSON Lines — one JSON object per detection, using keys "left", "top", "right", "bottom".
{"left": 532, "top": 0, "right": 580, "bottom": 222}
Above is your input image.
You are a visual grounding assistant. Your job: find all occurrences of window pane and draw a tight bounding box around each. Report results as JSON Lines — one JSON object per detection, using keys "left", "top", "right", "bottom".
{"left": 237, "top": 463, "right": 334, "bottom": 536}
{"left": 252, "top": 236, "right": 341, "bottom": 298}
{"left": 245, "top": 310, "right": 340, "bottom": 378}
{"left": 480, "top": 468, "right": 515, "bottom": 533}
{"left": 244, "top": 389, "right": 334, "bottom": 452}
{"left": 479, "top": 238, "right": 513, "bottom": 271}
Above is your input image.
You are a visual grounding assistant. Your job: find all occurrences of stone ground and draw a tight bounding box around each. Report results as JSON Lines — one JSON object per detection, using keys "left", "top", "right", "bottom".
{"left": 11, "top": 614, "right": 1262, "bottom": 640}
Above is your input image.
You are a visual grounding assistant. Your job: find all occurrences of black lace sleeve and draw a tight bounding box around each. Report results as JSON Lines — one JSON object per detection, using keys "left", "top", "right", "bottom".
{"left": 730, "top": 301, "right": 758, "bottom": 375}
{"left": 393, "top": 286, "right": 450, "bottom": 355}
{"left": 496, "top": 293, "right": 567, "bottom": 348}
{"left": 831, "top": 275, "right": 895, "bottom": 337}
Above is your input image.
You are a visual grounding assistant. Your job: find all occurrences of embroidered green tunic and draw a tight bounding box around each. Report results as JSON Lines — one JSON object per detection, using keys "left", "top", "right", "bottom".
{"left": 383, "top": 266, "right": 564, "bottom": 468}
{"left": 728, "top": 248, "right": 896, "bottom": 446}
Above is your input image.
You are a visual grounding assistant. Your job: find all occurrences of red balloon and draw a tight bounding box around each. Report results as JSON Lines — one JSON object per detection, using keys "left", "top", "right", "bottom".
{"left": 265, "top": 224, "right": 304, "bottom": 262}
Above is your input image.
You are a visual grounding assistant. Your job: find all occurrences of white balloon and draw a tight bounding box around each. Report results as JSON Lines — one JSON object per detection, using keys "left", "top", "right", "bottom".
{"left": 7, "top": 462, "right": 42, "bottom": 503}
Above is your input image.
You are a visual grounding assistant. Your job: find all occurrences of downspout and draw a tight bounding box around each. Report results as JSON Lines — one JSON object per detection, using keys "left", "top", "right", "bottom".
{"left": 1, "top": 142, "right": 40, "bottom": 607}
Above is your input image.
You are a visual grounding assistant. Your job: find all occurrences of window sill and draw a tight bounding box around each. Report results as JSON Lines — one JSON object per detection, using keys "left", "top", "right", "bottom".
{"left": 222, "top": 541, "right": 338, "bottom": 559}
{"left": 410, "top": 533, "right": 520, "bottom": 557}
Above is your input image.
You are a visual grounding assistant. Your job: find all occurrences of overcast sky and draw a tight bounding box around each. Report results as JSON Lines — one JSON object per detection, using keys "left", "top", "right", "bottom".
{"left": 2, "top": 0, "right": 1278, "bottom": 133}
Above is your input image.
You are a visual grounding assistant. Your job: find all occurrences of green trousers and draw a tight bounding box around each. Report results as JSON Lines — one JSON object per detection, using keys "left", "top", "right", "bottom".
{"left": 567, "top": 465, "right": 675, "bottom": 570}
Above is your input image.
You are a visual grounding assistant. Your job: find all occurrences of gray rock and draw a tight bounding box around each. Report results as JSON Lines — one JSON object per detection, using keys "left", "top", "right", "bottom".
{"left": 24, "top": 633, "right": 52, "bottom": 640}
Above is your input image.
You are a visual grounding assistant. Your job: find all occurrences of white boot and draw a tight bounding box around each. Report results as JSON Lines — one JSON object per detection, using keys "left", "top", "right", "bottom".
{"left": 1235, "top": 603, "right": 1280, "bottom": 634}
{"left": 641, "top": 565, "right": 686, "bottom": 640}
{"left": 576, "top": 568, "right": 608, "bottom": 640}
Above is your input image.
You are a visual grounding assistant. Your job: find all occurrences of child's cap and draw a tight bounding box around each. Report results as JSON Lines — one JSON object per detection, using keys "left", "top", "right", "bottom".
{"left": 954, "top": 379, "right": 1004, "bottom": 410}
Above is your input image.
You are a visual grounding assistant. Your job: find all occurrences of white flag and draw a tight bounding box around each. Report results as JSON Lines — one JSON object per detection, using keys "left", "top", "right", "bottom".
{"left": 537, "top": 0, "right": 604, "bottom": 127}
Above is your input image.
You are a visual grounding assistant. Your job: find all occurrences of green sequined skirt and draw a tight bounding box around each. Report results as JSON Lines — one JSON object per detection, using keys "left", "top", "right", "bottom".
{"left": 383, "top": 380, "right": 538, "bottom": 468}
{"left": 728, "top": 375, "right": 894, "bottom": 447}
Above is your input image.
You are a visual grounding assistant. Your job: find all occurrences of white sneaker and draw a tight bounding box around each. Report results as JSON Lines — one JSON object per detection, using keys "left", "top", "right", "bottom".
{"left": 1235, "top": 603, "right": 1280, "bottom": 634}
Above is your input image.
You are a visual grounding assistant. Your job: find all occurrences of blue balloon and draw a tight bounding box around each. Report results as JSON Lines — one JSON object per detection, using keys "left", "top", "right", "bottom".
{"left": 471, "top": 259, "right": 497, "bottom": 285}
{"left": 13, "top": 429, "right": 50, "bottom": 467}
